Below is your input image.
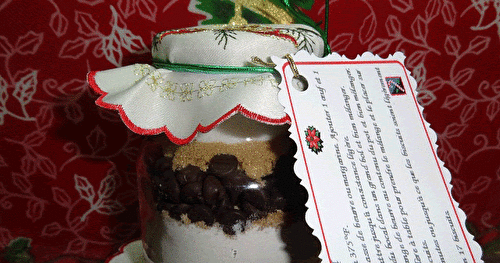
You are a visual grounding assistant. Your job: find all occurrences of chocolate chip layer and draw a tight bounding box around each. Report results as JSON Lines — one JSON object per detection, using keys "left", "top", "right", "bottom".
{"left": 149, "top": 153, "right": 305, "bottom": 235}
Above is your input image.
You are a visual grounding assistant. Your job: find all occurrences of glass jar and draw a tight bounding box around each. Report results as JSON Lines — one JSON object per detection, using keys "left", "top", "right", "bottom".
{"left": 89, "top": 23, "right": 325, "bottom": 262}
{"left": 137, "top": 114, "right": 322, "bottom": 262}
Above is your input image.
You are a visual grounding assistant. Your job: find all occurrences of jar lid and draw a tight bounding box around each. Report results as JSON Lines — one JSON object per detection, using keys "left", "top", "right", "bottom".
{"left": 88, "top": 24, "right": 324, "bottom": 145}
{"left": 152, "top": 24, "right": 324, "bottom": 66}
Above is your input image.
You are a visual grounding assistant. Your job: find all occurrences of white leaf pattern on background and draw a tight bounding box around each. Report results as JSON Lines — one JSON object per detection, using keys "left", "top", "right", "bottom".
{"left": 412, "top": 64, "right": 426, "bottom": 86}
{"left": 405, "top": 50, "right": 427, "bottom": 68}
{"left": 87, "top": 126, "right": 107, "bottom": 154}
{"left": 64, "top": 102, "right": 84, "bottom": 123}
{"left": 35, "top": 105, "right": 54, "bottom": 130}
{"left": 37, "top": 155, "right": 57, "bottom": 179}
{"left": 52, "top": 187, "right": 72, "bottom": 208}
{"left": 26, "top": 199, "right": 44, "bottom": 222}
{"left": 468, "top": 35, "right": 490, "bottom": 54}
{"left": 75, "top": 174, "right": 95, "bottom": 203}
{"left": 15, "top": 31, "right": 44, "bottom": 55}
{"left": 41, "top": 222, "right": 63, "bottom": 237}
{"left": 469, "top": 176, "right": 492, "bottom": 194}
{"left": 390, "top": 0, "right": 413, "bottom": 13}
{"left": 385, "top": 15, "right": 401, "bottom": 37}
{"left": 442, "top": 93, "right": 463, "bottom": 110}
{"left": 460, "top": 102, "right": 478, "bottom": 123}
{"left": 452, "top": 68, "right": 475, "bottom": 86}
{"left": 77, "top": 0, "right": 104, "bottom": 6}
{"left": 58, "top": 6, "right": 148, "bottom": 66}
{"left": 442, "top": 0, "right": 457, "bottom": 26}
{"left": 443, "top": 123, "right": 468, "bottom": 138}
{"left": 13, "top": 70, "right": 37, "bottom": 106}
{"left": 328, "top": 33, "right": 353, "bottom": 53}
{"left": 359, "top": 13, "right": 376, "bottom": 44}
{"left": 49, "top": 11, "right": 69, "bottom": 37}
{"left": 486, "top": 100, "right": 500, "bottom": 121}
{"left": 98, "top": 174, "right": 116, "bottom": 199}
{"left": 425, "top": 0, "right": 441, "bottom": 20}
{"left": 444, "top": 35, "right": 461, "bottom": 56}
{"left": 369, "top": 38, "right": 393, "bottom": 54}
{"left": 443, "top": 148, "right": 463, "bottom": 173}
{"left": 20, "top": 154, "right": 37, "bottom": 176}
{"left": 59, "top": 37, "right": 92, "bottom": 59}
{"left": 0, "top": 36, "right": 13, "bottom": 56}
{"left": 23, "top": 131, "right": 46, "bottom": 147}
{"left": 163, "top": 0, "right": 180, "bottom": 12}
{"left": 422, "top": 76, "right": 444, "bottom": 92}
{"left": 75, "top": 11, "right": 100, "bottom": 36}
{"left": 69, "top": 216, "right": 89, "bottom": 233}
{"left": 12, "top": 173, "right": 32, "bottom": 194}
{"left": 136, "top": 0, "right": 157, "bottom": 22}
{"left": 65, "top": 238, "right": 87, "bottom": 253}
{"left": 466, "top": 0, "right": 500, "bottom": 42}
{"left": 96, "top": 199, "right": 125, "bottom": 215}
{"left": 411, "top": 15, "right": 428, "bottom": 40}
{"left": 118, "top": 0, "right": 136, "bottom": 18}
{"left": 5, "top": 130, "right": 59, "bottom": 179}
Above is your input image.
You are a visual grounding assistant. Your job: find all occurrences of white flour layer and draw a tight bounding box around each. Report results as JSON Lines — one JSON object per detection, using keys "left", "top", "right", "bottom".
{"left": 144, "top": 216, "right": 289, "bottom": 263}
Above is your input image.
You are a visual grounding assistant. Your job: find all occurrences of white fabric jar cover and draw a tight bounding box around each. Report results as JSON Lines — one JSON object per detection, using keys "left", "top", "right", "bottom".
{"left": 88, "top": 24, "right": 324, "bottom": 144}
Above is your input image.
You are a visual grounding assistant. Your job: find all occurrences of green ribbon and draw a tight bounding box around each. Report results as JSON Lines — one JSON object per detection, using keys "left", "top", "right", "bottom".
{"left": 153, "top": 59, "right": 277, "bottom": 75}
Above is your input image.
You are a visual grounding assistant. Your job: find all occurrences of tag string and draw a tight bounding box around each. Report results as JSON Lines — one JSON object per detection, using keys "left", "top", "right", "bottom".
{"left": 285, "top": 54, "right": 300, "bottom": 78}
{"left": 251, "top": 56, "right": 277, "bottom": 67}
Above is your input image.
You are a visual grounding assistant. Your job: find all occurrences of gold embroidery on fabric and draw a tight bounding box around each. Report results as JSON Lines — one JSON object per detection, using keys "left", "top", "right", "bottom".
{"left": 134, "top": 64, "right": 153, "bottom": 77}
{"left": 198, "top": 80, "right": 216, "bottom": 98}
{"left": 146, "top": 71, "right": 164, "bottom": 91}
{"left": 149, "top": 75, "right": 276, "bottom": 102}
{"left": 220, "top": 78, "right": 239, "bottom": 92}
{"left": 179, "top": 83, "right": 194, "bottom": 102}
{"left": 161, "top": 82, "right": 178, "bottom": 101}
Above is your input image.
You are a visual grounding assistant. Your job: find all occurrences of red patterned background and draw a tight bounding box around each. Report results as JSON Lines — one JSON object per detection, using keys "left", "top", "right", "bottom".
{"left": 1, "top": 0, "right": 499, "bottom": 262}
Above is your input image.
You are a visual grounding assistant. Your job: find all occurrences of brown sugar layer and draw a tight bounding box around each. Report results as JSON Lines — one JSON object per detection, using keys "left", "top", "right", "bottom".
{"left": 171, "top": 140, "right": 284, "bottom": 180}
{"left": 252, "top": 210, "right": 284, "bottom": 229}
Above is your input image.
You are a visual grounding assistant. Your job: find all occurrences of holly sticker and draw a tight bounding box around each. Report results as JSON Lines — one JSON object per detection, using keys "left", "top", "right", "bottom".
{"left": 305, "top": 126, "right": 323, "bottom": 154}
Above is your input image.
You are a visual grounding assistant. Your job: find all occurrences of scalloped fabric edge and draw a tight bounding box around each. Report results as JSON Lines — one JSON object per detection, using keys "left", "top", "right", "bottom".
{"left": 87, "top": 70, "right": 291, "bottom": 145}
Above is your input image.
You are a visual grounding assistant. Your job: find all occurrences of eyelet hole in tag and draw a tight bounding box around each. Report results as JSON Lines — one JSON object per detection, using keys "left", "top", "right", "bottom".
{"left": 292, "top": 75, "right": 308, "bottom": 91}
{"left": 285, "top": 54, "right": 308, "bottom": 91}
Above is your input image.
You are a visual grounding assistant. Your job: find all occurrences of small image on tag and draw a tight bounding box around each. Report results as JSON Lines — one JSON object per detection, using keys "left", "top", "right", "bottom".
{"left": 274, "top": 51, "right": 483, "bottom": 263}
{"left": 386, "top": 76, "right": 406, "bottom": 95}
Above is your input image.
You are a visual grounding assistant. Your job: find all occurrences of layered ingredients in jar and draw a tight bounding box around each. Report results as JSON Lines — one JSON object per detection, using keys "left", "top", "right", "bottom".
{"left": 142, "top": 136, "right": 321, "bottom": 262}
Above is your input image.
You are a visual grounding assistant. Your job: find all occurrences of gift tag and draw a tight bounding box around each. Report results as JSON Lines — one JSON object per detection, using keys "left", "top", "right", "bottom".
{"left": 275, "top": 51, "right": 483, "bottom": 262}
